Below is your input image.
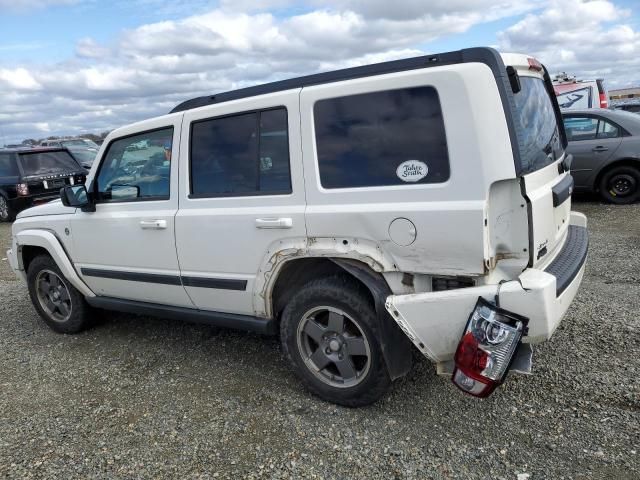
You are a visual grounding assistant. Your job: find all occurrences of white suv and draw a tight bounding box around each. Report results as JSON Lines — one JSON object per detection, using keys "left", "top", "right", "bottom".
{"left": 7, "top": 48, "right": 588, "bottom": 406}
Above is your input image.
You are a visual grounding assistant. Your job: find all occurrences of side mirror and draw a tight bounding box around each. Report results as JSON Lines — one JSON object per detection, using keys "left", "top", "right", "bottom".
{"left": 60, "top": 185, "right": 94, "bottom": 212}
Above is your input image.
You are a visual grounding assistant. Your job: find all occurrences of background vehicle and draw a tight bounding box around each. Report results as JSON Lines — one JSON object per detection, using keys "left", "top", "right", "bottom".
{"left": 7, "top": 48, "right": 587, "bottom": 406}
{"left": 0, "top": 147, "right": 86, "bottom": 221}
{"left": 563, "top": 108, "right": 640, "bottom": 204}
{"left": 40, "top": 138, "right": 99, "bottom": 170}
{"left": 612, "top": 102, "right": 640, "bottom": 114}
{"left": 553, "top": 72, "right": 608, "bottom": 110}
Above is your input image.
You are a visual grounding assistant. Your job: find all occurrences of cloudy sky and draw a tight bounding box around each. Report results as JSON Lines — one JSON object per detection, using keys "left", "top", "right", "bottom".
{"left": 1, "top": 0, "right": 639, "bottom": 144}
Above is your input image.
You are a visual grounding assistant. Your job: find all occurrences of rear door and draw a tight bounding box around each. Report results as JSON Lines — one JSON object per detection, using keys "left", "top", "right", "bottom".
{"left": 175, "top": 90, "right": 306, "bottom": 316}
{"left": 563, "top": 115, "right": 622, "bottom": 188}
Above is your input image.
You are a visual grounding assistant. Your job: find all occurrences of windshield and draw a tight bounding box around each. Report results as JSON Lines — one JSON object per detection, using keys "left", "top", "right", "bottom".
{"left": 67, "top": 148, "right": 97, "bottom": 164}
{"left": 18, "top": 151, "right": 82, "bottom": 176}
{"left": 513, "top": 76, "right": 564, "bottom": 175}
{"left": 62, "top": 139, "right": 98, "bottom": 149}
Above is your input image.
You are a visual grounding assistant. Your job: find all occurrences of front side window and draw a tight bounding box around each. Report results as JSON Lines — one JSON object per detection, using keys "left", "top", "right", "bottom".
{"left": 563, "top": 116, "right": 620, "bottom": 141}
{"left": 190, "top": 107, "right": 291, "bottom": 197}
{"left": 563, "top": 117, "right": 598, "bottom": 141}
{"left": 314, "top": 87, "right": 450, "bottom": 189}
{"left": 96, "top": 128, "right": 173, "bottom": 202}
{"left": 513, "top": 77, "right": 564, "bottom": 174}
{"left": 0, "top": 153, "right": 18, "bottom": 177}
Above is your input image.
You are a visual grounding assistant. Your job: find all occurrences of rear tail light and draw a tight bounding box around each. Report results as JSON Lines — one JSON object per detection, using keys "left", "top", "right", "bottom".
{"left": 16, "top": 183, "right": 29, "bottom": 196}
{"left": 599, "top": 93, "right": 608, "bottom": 108}
{"left": 452, "top": 297, "right": 528, "bottom": 397}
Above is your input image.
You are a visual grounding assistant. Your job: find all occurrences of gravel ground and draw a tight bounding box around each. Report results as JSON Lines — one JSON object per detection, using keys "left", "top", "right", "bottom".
{"left": 0, "top": 199, "right": 638, "bottom": 480}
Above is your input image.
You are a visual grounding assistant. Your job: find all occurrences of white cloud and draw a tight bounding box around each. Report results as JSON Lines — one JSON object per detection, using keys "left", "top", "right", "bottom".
{"left": 2, "top": 0, "right": 638, "bottom": 143}
{"left": 0, "top": 68, "right": 42, "bottom": 90}
{"left": 498, "top": 0, "right": 640, "bottom": 88}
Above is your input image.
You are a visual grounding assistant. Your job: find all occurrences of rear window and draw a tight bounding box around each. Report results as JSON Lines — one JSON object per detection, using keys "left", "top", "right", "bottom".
{"left": 513, "top": 77, "right": 564, "bottom": 175}
{"left": 18, "top": 151, "right": 81, "bottom": 176}
{"left": 314, "top": 87, "right": 450, "bottom": 189}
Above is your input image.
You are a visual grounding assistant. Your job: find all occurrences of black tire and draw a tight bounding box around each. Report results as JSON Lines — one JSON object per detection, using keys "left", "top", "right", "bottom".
{"left": 0, "top": 195, "right": 15, "bottom": 222}
{"left": 598, "top": 165, "right": 640, "bottom": 204}
{"left": 280, "top": 276, "right": 391, "bottom": 407}
{"left": 27, "top": 255, "right": 92, "bottom": 334}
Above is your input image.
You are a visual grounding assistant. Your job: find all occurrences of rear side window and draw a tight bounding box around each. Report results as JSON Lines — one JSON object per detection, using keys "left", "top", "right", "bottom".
{"left": 513, "top": 77, "right": 564, "bottom": 174}
{"left": 190, "top": 107, "right": 291, "bottom": 197}
{"left": 314, "top": 87, "right": 450, "bottom": 189}
{"left": 0, "top": 153, "right": 18, "bottom": 177}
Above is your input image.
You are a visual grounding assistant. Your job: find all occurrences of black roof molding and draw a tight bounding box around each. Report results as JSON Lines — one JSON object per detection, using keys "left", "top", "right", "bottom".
{"left": 170, "top": 47, "right": 507, "bottom": 114}
{"left": 0, "top": 147, "right": 67, "bottom": 154}
{"left": 168, "top": 46, "right": 530, "bottom": 177}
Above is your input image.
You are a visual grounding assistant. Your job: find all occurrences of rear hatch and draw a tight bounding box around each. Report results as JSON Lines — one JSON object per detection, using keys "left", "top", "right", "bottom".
{"left": 503, "top": 54, "right": 573, "bottom": 268}
{"left": 17, "top": 150, "right": 86, "bottom": 198}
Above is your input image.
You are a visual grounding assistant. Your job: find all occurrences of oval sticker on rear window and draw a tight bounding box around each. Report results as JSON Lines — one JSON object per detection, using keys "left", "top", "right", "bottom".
{"left": 396, "top": 160, "right": 428, "bottom": 182}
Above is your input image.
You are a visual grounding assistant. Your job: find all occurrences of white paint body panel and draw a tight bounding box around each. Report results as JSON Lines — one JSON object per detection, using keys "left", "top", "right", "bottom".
{"left": 175, "top": 90, "right": 307, "bottom": 315}
{"left": 70, "top": 114, "right": 193, "bottom": 307}
{"left": 300, "top": 63, "right": 517, "bottom": 277}
{"left": 386, "top": 213, "right": 587, "bottom": 362}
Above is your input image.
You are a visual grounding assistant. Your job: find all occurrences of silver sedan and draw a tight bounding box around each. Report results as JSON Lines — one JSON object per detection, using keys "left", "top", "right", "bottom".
{"left": 563, "top": 108, "right": 640, "bottom": 204}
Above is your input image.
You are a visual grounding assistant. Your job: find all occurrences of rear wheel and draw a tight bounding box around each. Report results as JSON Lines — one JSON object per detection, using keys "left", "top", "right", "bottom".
{"left": 27, "top": 255, "right": 92, "bottom": 333}
{"left": 598, "top": 165, "right": 640, "bottom": 204}
{"left": 280, "top": 276, "right": 390, "bottom": 407}
{"left": 0, "top": 195, "right": 14, "bottom": 222}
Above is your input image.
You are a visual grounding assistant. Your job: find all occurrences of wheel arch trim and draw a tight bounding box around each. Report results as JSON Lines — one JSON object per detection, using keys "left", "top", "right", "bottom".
{"left": 15, "top": 229, "right": 95, "bottom": 297}
{"left": 329, "top": 258, "right": 413, "bottom": 381}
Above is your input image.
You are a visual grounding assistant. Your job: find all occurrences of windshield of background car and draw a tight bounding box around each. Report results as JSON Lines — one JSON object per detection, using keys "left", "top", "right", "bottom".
{"left": 18, "top": 151, "right": 81, "bottom": 176}
{"left": 513, "top": 76, "right": 564, "bottom": 175}
{"left": 62, "top": 140, "right": 98, "bottom": 149}
{"left": 67, "top": 148, "right": 97, "bottom": 164}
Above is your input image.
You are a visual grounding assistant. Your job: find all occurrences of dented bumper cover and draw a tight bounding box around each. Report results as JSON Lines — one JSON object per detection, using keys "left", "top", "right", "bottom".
{"left": 385, "top": 212, "right": 588, "bottom": 363}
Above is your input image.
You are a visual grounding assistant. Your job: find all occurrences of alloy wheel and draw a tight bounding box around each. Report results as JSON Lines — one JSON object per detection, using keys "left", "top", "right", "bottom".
{"left": 35, "top": 270, "right": 73, "bottom": 322}
{"left": 0, "top": 196, "right": 8, "bottom": 221}
{"left": 296, "top": 306, "right": 371, "bottom": 388}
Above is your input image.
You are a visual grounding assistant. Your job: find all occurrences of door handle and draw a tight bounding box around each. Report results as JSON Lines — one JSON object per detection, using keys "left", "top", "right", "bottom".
{"left": 592, "top": 146, "right": 608, "bottom": 152}
{"left": 255, "top": 217, "right": 293, "bottom": 229}
{"left": 140, "top": 219, "right": 167, "bottom": 230}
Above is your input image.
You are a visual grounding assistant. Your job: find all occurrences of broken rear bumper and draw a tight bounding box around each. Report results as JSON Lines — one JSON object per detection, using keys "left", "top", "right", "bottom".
{"left": 385, "top": 212, "right": 588, "bottom": 363}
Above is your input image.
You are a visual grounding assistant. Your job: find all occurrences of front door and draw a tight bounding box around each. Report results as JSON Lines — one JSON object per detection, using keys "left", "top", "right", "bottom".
{"left": 175, "top": 90, "right": 306, "bottom": 316}
{"left": 70, "top": 116, "right": 193, "bottom": 308}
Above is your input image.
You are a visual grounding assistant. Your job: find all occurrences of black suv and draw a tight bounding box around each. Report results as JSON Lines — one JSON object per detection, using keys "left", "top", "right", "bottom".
{"left": 0, "top": 147, "right": 86, "bottom": 222}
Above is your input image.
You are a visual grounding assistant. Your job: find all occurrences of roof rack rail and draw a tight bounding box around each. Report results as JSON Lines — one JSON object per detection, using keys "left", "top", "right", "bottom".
{"left": 169, "top": 47, "right": 504, "bottom": 114}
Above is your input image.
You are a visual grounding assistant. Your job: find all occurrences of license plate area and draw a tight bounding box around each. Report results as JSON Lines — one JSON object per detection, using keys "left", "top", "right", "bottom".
{"left": 43, "top": 179, "right": 66, "bottom": 189}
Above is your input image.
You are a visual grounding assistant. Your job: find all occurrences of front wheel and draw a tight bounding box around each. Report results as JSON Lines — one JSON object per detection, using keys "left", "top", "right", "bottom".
{"left": 0, "top": 195, "right": 15, "bottom": 222}
{"left": 280, "top": 276, "right": 390, "bottom": 407}
{"left": 27, "top": 255, "right": 92, "bottom": 334}
{"left": 598, "top": 165, "right": 640, "bottom": 204}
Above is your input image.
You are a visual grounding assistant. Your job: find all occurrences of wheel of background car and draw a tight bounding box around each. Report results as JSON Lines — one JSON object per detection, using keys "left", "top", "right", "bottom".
{"left": 598, "top": 165, "right": 640, "bottom": 205}
{"left": 26, "top": 255, "right": 93, "bottom": 334}
{"left": 0, "top": 195, "right": 15, "bottom": 222}
{"left": 280, "top": 275, "right": 391, "bottom": 407}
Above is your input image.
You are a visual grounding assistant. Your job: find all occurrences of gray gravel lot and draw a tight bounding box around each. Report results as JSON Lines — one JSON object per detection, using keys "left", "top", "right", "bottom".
{"left": 0, "top": 200, "right": 638, "bottom": 479}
